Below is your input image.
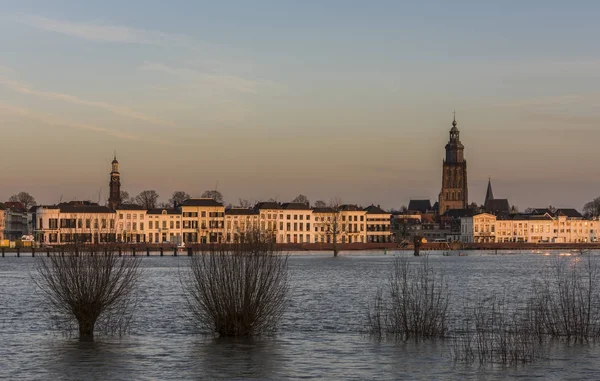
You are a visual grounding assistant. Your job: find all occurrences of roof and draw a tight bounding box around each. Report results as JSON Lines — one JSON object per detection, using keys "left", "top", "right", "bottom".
{"left": 407, "top": 200, "right": 432, "bottom": 213}
{"left": 180, "top": 198, "right": 223, "bottom": 207}
{"left": 529, "top": 208, "right": 553, "bottom": 216}
{"left": 485, "top": 199, "right": 510, "bottom": 214}
{"left": 442, "top": 209, "right": 474, "bottom": 218}
{"left": 555, "top": 208, "right": 583, "bottom": 218}
{"left": 484, "top": 179, "right": 494, "bottom": 207}
{"left": 226, "top": 208, "right": 259, "bottom": 216}
{"left": 364, "top": 205, "right": 389, "bottom": 215}
{"left": 339, "top": 204, "right": 362, "bottom": 212}
{"left": 312, "top": 207, "right": 337, "bottom": 214}
{"left": 147, "top": 208, "right": 181, "bottom": 215}
{"left": 3, "top": 201, "right": 26, "bottom": 212}
{"left": 253, "top": 202, "right": 281, "bottom": 210}
{"left": 57, "top": 203, "right": 113, "bottom": 214}
{"left": 281, "top": 202, "right": 311, "bottom": 210}
{"left": 117, "top": 203, "right": 145, "bottom": 210}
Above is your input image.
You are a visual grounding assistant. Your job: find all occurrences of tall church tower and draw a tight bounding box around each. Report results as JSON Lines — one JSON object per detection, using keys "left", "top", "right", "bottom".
{"left": 108, "top": 154, "right": 121, "bottom": 210}
{"left": 438, "top": 114, "right": 468, "bottom": 214}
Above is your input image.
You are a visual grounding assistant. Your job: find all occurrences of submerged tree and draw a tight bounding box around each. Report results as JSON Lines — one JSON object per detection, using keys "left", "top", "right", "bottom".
{"left": 33, "top": 246, "right": 142, "bottom": 341}
{"left": 182, "top": 230, "right": 289, "bottom": 337}
{"left": 366, "top": 255, "right": 450, "bottom": 340}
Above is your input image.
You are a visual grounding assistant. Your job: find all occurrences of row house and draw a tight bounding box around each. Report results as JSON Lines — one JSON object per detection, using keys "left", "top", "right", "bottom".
{"left": 146, "top": 208, "right": 182, "bottom": 244}
{"left": 364, "top": 205, "right": 393, "bottom": 243}
{"left": 461, "top": 211, "right": 599, "bottom": 244}
{"left": 224, "top": 208, "right": 260, "bottom": 243}
{"left": 254, "top": 202, "right": 281, "bottom": 242}
{"left": 460, "top": 213, "right": 497, "bottom": 243}
{"left": 279, "top": 202, "right": 313, "bottom": 244}
{"left": 36, "top": 202, "right": 117, "bottom": 245}
{"left": 180, "top": 198, "right": 225, "bottom": 244}
{"left": 312, "top": 205, "right": 368, "bottom": 244}
{"left": 116, "top": 204, "right": 148, "bottom": 243}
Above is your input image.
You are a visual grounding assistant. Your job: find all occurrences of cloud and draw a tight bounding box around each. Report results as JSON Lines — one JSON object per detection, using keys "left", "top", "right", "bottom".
{"left": 0, "top": 76, "right": 176, "bottom": 127}
{"left": 17, "top": 14, "right": 190, "bottom": 46}
{"left": 0, "top": 103, "right": 176, "bottom": 145}
{"left": 141, "top": 62, "right": 283, "bottom": 95}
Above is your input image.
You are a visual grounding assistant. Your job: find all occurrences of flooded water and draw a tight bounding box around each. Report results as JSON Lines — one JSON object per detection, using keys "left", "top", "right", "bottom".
{"left": 1, "top": 250, "right": 600, "bottom": 380}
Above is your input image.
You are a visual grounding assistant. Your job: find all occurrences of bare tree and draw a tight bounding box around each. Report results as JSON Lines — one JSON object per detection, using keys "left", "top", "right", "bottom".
{"left": 292, "top": 194, "right": 310, "bottom": 206}
{"left": 314, "top": 200, "right": 326, "bottom": 208}
{"left": 33, "top": 246, "right": 142, "bottom": 341}
{"left": 201, "top": 190, "right": 224, "bottom": 204}
{"left": 182, "top": 230, "right": 289, "bottom": 337}
{"left": 135, "top": 190, "right": 159, "bottom": 209}
{"left": 238, "top": 198, "right": 255, "bottom": 208}
{"left": 313, "top": 198, "right": 346, "bottom": 257}
{"left": 583, "top": 197, "right": 600, "bottom": 218}
{"left": 169, "top": 191, "right": 191, "bottom": 207}
{"left": 366, "top": 256, "right": 450, "bottom": 340}
{"left": 8, "top": 191, "right": 36, "bottom": 209}
{"left": 120, "top": 190, "right": 131, "bottom": 204}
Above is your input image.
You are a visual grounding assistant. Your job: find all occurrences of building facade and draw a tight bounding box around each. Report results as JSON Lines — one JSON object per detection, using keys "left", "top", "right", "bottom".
{"left": 439, "top": 115, "right": 468, "bottom": 214}
{"left": 365, "top": 205, "right": 393, "bottom": 243}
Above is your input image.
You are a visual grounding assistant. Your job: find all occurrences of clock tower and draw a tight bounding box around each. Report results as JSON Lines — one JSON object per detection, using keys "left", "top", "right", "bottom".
{"left": 438, "top": 113, "right": 468, "bottom": 214}
{"left": 108, "top": 154, "right": 121, "bottom": 210}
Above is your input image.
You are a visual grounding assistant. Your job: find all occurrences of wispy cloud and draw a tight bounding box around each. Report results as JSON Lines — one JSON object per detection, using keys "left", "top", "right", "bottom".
{"left": 0, "top": 103, "right": 176, "bottom": 145}
{"left": 141, "top": 62, "right": 283, "bottom": 95}
{"left": 16, "top": 14, "right": 190, "bottom": 46}
{"left": 0, "top": 76, "right": 176, "bottom": 127}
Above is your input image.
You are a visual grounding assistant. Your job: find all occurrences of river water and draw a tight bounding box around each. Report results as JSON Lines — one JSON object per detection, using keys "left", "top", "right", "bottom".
{"left": 1, "top": 250, "right": 599, "bottom": 380}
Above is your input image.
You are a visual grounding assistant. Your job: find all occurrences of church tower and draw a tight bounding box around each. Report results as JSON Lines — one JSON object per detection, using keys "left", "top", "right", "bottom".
{"left": 108, "top": 154, "right": 121, "bottom": 210}
{"left": 438, "top": 114, "right": 468, "bottom": 214}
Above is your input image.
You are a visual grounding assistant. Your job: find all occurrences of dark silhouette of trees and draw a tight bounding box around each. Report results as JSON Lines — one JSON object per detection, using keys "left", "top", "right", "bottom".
{"left": 314, "top": 200, "right": 326, "bottom": 208}
{"left": 135, "top": 190, "right": 159, "bottom": 209}
{"left": 182, "top": 231, "right": 289, "bottom": 337}
{"left": 8, "top": 191, "right": 36, "bottom": 209}
{"left": 169, "top": 191, "right": 191, "bottom": 207}
{"left": 292, "top": 194, "right": 310, "bottom": 206}
{"left": 583, "top": 197, "right": 600, "bottom": 218}
{"left": 201, "top": 190, "right": 224, "bottom": 203}
{"left": 33, "top": 246, "right": 142, "bottom": 341}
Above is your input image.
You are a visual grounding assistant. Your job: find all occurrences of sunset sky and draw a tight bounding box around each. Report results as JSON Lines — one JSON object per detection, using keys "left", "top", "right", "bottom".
{"left": 1, "top": 1, "right": 599, "bottom": 210}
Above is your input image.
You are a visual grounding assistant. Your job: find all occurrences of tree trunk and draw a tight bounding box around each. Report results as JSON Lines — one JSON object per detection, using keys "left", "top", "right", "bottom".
{"left": 78, "top": 319, "right": 95, "bottom": 342}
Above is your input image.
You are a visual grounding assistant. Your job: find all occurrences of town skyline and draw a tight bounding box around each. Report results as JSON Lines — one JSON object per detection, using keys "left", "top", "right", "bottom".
{"left": 1, "top": 1, "right": 599, "bottom": 209}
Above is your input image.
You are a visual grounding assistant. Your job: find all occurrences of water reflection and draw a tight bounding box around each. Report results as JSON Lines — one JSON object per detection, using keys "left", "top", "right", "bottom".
{"left": 190, "top": 336, "right": 282, "bottom": 380}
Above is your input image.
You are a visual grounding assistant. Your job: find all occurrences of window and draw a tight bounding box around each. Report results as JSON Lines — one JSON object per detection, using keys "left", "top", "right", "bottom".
{"left": 149, "top": 221, "right": 153, "bottom": 229}
{"left": 170, "top": 221, "right": 174, "bottom": 229}
{"left": 133, "top": 214, "right": 137, "bottom": 220}
{"left": 176, "top": 221, "right": 180, "bottom": 229}
{"left": 162, "top": 221, "right": 167, "bottom": 229}
{"left": 110, "top": 220, "right": 115, "bottom": 229}
{"left": 133, "top": 222, "right": 137, "bottom": 230}
{"left": 127, "top": 214, "right": 131, "bottom": 220}
{"left": 140, "top": 222, "right": 144, "bottom": 230}
{"left": 119, "top": 214, "right": 123, "bottom": 219}
{"left": 86, "top": 219, "right": 91, "bottom": 229}
{"left": 201, "top": 211, "right": 206, "bottom": 217}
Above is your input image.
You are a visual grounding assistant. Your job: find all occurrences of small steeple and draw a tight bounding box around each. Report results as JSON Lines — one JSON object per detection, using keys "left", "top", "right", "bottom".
{"left": 484, "top": 178, "right": 494, "bottom": 208}
{"left": 452, "top": 110, "right": 457, "bottom": 128}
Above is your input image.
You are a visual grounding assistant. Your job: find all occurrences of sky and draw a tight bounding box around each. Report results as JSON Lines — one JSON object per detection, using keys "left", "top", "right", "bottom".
{"left": 1, "top": 0, "right": 599, "bottom": 210}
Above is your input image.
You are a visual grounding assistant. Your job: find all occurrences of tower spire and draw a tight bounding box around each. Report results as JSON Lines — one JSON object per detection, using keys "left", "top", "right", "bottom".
{"left": 452, "top": 110, "right": 457, "bottom": 127}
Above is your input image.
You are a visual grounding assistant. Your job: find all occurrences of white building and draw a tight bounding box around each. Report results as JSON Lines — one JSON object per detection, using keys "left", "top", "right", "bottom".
{"left": 180, "top": 198, "right": 225, "bottom": 244}
{"left": 146, "top": 208, "right": 182, "bottom": 244}
{"left": 116, "top": 204, "right": 148, "bottom": 243}
{"left": 460, "top": 213, "right": 496, "bottom": 243}
{"left": 364, "top": 205, "right": 392, "bottom": 243}
{"left": 36, "top": 202, "right": 117, "bottom": 245}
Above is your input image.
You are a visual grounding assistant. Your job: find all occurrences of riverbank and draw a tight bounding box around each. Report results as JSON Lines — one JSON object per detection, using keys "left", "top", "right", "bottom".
{"left": 2, "top": 241, "right": 600, "bottom": 256}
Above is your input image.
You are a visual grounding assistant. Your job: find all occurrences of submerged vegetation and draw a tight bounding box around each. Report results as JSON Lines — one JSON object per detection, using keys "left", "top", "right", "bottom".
{"left": 367, "top": 252, "right": 600, "bottom": 366}
{"left": 182, "top": 231, "right": 289, "bottom": 337}
{"left": 33, "top": 245, "right": 142, "bottom": 341}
